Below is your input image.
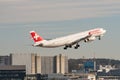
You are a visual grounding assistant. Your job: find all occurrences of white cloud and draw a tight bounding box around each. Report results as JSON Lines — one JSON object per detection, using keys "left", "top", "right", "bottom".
{"left": 0, "top": 0, "right": 120, "bottom": 24}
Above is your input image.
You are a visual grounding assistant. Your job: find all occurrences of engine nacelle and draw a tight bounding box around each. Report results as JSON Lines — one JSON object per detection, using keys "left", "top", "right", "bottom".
{"left": 84, "top": 37, "right": 96, "bottom": 42}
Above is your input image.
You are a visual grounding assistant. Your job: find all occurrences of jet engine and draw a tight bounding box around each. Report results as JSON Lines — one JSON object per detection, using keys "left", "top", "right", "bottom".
{"left": 84, "top": 37, "right": 96, "bottom": 42}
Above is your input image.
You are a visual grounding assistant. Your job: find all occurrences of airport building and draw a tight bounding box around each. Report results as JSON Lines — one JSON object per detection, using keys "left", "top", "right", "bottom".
{"left": 10, "top": 53, "right": 68, "bottom": 74}
{"left": 0, "top": 65, "right": 26, "bottom": 80}
{"left": 0, "top": 56, "right": 11, "bottom": 66}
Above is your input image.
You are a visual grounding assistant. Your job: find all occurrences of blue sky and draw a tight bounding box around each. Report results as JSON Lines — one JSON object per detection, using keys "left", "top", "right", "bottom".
{"left": 0, "top": 0, "right": 120, "bottom": 59}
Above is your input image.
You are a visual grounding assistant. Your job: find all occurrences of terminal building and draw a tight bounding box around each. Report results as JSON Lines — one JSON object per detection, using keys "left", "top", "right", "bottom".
{"left": 0, "top": 53, "right": 68, "bottom": 80}
{"left": 10, "top": 53, "right": 68, "bottom": 74}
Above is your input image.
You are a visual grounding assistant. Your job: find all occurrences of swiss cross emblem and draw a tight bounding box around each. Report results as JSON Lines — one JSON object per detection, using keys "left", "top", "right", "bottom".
{"left": 34, "top": 34, "right": 39, "bottom": 40}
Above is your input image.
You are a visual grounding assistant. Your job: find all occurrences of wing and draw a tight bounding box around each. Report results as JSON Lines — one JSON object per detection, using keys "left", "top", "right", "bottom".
{"left": 68, "top": 32, "right": 91, "bottom": 45}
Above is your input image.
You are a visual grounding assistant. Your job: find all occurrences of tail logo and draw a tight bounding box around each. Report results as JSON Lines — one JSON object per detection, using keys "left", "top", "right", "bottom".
{"left": 30, "top": 31, "right": 43, "bottom": 43}
{"left": 34, "top": 33, "right": 40, "bottom": 40}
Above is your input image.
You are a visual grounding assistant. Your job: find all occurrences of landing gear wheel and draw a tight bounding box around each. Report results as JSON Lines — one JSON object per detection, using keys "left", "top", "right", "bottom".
{"left": 77, "top": 44, "right": 80, "bottom": 47}
{"left": 74, "top": 46, "right": 78, "bottom": 49}
{"left": 74, "top": 44, "right": 80, "bottom": 49}
{"left": 98, "top": 37, "right": 101, "bottom": 40}
{"left": 64, "top": 47, "right": 67, "bottom": 50}
{"left": 64, "top": 45, "right": 68, "bottom": 50}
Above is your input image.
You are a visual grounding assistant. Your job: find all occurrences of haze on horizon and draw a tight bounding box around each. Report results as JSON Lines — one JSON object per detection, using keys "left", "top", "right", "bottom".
{"left": 0, "top": 0, "right": 120, "bottom": 59}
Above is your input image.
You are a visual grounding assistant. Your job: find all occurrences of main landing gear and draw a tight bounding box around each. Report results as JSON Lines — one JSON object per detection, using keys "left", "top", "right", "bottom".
{"left": 74, "top": 44, "right": 80, "bottom": 49}
{"left": 63, "top": 44, "right": 80, "bottom": 50}
{"left": 64, "top": 45, "right": 72, "bottom": 50}
{"left": 64, "top": 46, "right": 68, "bottom": 50}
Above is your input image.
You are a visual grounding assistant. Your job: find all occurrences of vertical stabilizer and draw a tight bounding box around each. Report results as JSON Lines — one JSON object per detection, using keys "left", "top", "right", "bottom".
{"left": 30, "top": 31, "right": 44, "bottom": 43}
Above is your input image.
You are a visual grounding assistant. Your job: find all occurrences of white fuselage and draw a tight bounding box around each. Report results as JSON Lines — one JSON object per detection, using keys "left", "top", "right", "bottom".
{"left": 41, "top": 32, "right": 88, "bottom": 47}
{"left": 34, "top": 28, "right": 106, "bottom": 48}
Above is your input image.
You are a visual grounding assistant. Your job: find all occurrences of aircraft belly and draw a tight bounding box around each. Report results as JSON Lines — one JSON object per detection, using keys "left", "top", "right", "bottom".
{"left": 42, "top": 41, "right": 65, "bottom": 48}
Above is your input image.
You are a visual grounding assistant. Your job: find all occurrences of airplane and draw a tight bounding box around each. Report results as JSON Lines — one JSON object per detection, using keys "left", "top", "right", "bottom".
{"left": 30, "top": 28, "right": 106, "bottom": 49}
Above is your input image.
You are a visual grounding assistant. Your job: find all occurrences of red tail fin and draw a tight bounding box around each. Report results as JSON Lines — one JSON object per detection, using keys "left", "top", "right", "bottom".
{"left": 30, "top": 31, "right": 43, "bottom": 43}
